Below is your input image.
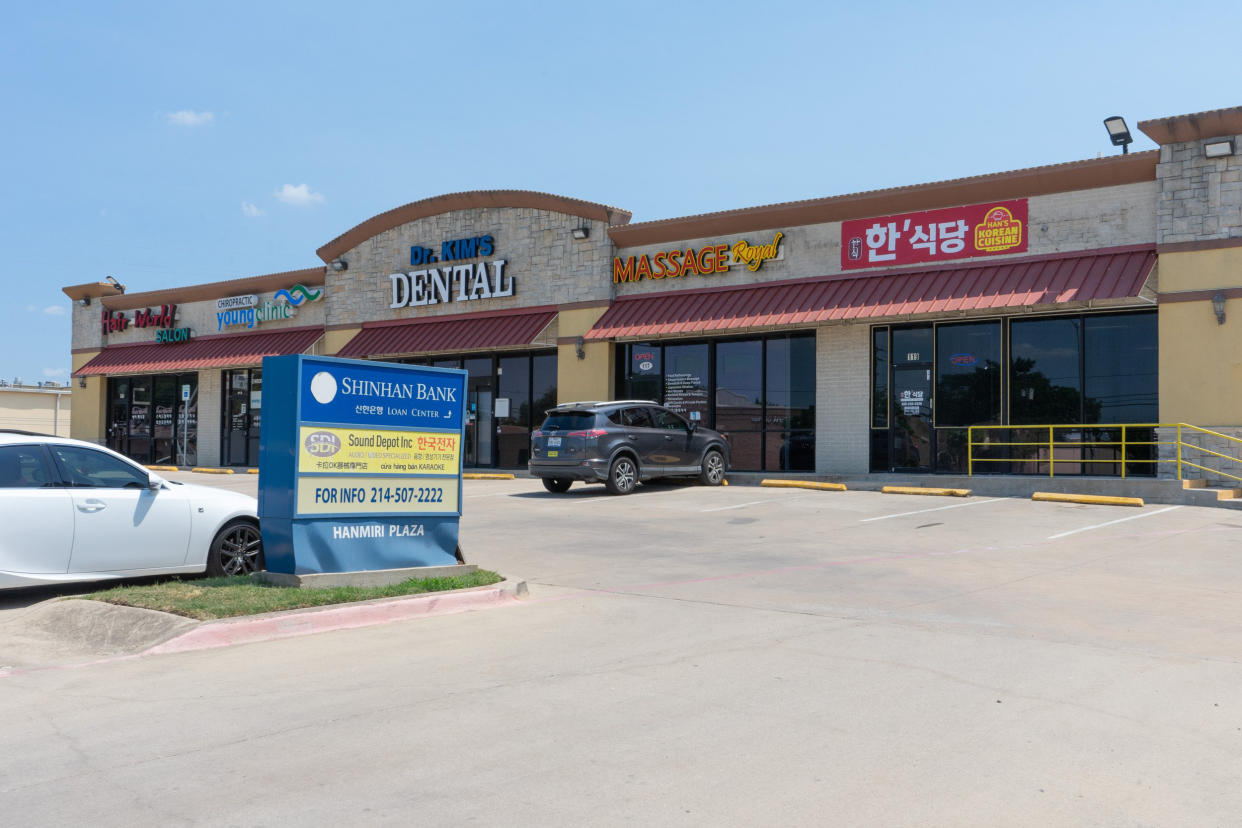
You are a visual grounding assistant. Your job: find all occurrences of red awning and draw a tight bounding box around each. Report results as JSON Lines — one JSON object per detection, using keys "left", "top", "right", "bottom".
{"left": 336, "top": 308, "right": 557, "bottom": 358}
{"left": 586, "top": 247, "right": 1156, "bottom": 340}
{"left": 75, "top": 327, "right": 324, "bottom": 376}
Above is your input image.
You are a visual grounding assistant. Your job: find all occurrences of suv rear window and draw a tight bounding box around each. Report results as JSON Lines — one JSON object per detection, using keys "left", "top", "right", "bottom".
{"left": 540, "top": 412, "right": 596, "bottom": 431}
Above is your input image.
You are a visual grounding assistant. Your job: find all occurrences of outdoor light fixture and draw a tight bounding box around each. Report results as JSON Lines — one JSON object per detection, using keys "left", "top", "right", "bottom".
{"left": 571, "top": 227, "right": 589, "bottom": 240}
{"left": 574, "top": 335, "right": 586, "bottom": 359}
{"left": 1103, "top": 116, "right": 1133, "bottom": 154}
{"left": 1213, "top": 291, "right": 1227, "bottom": 325}
{"left": 330, "top": 259, "right": 348, "bottom": 271}
{"left": 78, "top": 296, "right": 91, "bottom": 306}
{"left": 105, "top": 275, "right": 125, "bottom": 292}
{"left": 78, "top": 376, "right": 86, "bottom": 388}
{"left": 1204, "top": 139, "right": 1235, "bottom": 158}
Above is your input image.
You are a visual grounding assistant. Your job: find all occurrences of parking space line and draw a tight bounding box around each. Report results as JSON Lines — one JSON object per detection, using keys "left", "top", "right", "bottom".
{"left": 860, "top": 498, "right": 1004, "bottom": 522}
{"left": 1047, "top": 505, "right": 1181, "bottom": 540}
{"left": 702, "top": 498, "right": 797, "bottom": 513}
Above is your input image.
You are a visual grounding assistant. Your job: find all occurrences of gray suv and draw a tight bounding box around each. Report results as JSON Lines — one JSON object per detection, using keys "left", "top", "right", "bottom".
{"left": 529, "top": 401, "right": 730, "bottom": 495}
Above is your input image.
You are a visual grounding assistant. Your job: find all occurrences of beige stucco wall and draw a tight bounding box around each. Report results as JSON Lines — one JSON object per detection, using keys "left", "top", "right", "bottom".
{"left": 69, "top": 351, "right": 104, "bottom": 443}
{"left": 0, "top": 387, "right": 72, "bottom": 437}
{"left": 1158, "top": 249, "right": 1242, "bottom": 424}
{"left": 554, "top": 306, "right": 612, "bottom": 403}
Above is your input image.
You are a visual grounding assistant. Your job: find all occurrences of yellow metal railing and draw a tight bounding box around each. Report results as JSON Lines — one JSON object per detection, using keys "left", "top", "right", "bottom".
{"left": 966, "top": 423, "right": 1242, "bottom": 483}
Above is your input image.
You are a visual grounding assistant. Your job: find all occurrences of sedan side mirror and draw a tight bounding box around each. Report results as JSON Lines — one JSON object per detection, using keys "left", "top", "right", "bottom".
{"left": 146, "top": 473, "right": 165, "bottom": 491}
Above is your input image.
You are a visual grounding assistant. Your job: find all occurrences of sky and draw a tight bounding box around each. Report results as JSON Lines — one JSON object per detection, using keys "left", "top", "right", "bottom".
{"left": 1, "top": 0, "right": 1237, "bottom": 384}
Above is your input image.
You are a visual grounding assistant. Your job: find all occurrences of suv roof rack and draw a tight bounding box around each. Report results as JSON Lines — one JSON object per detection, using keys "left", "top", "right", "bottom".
{"left": 551, "top": 399, "right": 658, "bottom": 409}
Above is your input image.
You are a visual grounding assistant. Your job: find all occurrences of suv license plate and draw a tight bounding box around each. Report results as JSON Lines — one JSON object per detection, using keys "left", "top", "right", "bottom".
{"left": 548, "top": 437, "right": 561, "bottom": 447}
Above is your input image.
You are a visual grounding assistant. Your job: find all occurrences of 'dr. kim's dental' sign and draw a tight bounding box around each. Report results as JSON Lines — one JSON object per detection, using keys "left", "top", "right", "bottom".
{"left": 258, "top": 355, "right": 466, "bottom": 574}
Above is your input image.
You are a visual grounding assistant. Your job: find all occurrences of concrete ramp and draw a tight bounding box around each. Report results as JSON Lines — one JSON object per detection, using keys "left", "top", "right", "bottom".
{"left": 0, "top": 599, "right": 196, "bottom": 672}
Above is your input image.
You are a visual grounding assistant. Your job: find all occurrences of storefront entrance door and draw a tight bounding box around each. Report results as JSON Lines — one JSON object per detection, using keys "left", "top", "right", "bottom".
{"left": 890, "top": 327, "right": 934, "bottom": 471}
{"left": 465, "top": 380, "right": 494, "bottom": 468}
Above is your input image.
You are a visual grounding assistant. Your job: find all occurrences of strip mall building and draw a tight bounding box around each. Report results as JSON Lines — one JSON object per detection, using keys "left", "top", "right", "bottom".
{"left": 65, "top": 106, "right": 1242, "bottom": 477}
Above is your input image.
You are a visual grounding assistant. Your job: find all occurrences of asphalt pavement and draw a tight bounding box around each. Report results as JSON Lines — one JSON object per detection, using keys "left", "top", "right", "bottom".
{"left": 2, "top": 475, "right": 1241, "bottom": 826}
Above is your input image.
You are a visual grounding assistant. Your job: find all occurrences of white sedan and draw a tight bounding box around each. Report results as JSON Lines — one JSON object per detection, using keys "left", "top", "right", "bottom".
{"left": 0, "top": 431, "right": 262, "bottom": 589}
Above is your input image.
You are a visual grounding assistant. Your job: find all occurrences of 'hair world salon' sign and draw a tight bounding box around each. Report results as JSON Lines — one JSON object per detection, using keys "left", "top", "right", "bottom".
{"left": 389, "top": 234, "right": 513, "bottom": 309}
{"left": 612, "top": 232, "right": 784, "bottom": 284}
{"left": 101, "top": 304, "right": 177, "bottom": 335}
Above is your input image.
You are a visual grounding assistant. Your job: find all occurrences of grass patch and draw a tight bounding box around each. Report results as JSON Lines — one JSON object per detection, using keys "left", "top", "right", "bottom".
{"left": 84, "top": 570, "right": 504, "bottom": 621}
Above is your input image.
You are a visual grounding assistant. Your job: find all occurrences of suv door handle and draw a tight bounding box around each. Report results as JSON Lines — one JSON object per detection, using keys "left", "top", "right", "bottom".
{"left": 664, "top": 435, "right": 674, "bottom": 441}
{"left": 78, "top": 498, "right": 107, "bottom": 513}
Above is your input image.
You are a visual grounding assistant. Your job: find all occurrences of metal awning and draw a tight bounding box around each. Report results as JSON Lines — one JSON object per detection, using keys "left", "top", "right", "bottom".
{"left": 586, "top": 247, "right": 1156, "bottom": 340}
{"left": 75, "top": 327, "right": 324, "bottom": 375}
{"left": 336, "top": 308, "right": 557, "bottom": 358}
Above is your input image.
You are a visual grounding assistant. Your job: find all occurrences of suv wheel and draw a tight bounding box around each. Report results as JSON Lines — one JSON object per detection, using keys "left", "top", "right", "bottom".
{"left": 541, "top": 478, "right": 572, "bottom": 493}
{"left": 699, "top": 449, "right": 726, "bottom": 486}
{"left": 605, "top": 456, "right": 638, "bottom": 495}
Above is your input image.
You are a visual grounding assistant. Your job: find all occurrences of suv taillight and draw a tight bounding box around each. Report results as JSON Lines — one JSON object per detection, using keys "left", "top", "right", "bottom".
{"left": 531, "top": 429, "right": 543, "bottom": 439}
{"left": 566, "top": 429, "right": 607, "bottom": 438}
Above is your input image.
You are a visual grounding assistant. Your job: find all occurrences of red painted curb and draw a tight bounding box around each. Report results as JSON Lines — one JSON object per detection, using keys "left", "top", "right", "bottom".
{"left": 144, "top": 586, "right": 519, "bottom": 656}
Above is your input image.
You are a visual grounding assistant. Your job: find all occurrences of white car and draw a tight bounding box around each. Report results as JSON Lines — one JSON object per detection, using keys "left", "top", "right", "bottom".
{"left": 0, "top": 430, "right": 262, "bottom": 590}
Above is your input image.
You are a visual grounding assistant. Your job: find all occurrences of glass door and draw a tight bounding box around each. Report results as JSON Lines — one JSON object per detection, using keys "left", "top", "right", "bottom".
{"left": 464, "top": 358, "right": 494, "bottom": 468}
{"left": 890, "top": 327, "right": 934, "bottom": 471}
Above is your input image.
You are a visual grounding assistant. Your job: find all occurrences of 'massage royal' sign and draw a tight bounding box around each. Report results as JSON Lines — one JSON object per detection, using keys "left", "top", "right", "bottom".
{"left": 612, "top": 232, "right": 784, "bottom": 284}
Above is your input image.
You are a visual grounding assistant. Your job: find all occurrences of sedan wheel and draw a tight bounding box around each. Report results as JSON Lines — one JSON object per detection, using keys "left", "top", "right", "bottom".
{"left": 605, "top": 456, "right": 638, "bottom": 495}
{"left": 699, "top": 449, "right": 726, "bottom": 486}
{"left": 207, "top": 520, "right": 264, "bottom": 577}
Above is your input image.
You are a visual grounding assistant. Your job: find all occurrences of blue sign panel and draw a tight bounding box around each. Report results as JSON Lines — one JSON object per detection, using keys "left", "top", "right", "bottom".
{"left": 259, "top": 355, "right": 467, "bottom": 574}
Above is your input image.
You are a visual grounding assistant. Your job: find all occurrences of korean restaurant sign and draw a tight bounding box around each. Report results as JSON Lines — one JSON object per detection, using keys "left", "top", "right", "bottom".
{"left": 840, "top": 200, "right": 1027, "bottom": 270}
{"left": 613, "top": 232, "right": 784, "bottom": 284}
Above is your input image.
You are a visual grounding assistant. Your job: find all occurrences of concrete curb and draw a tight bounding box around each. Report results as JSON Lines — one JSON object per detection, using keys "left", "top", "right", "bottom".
{"left": 881, "top": 486, "right": 971, "bottom": 497}
{"left": 191, "top": 467, "right": 235, "bottom": 475}
{"left": 145, "top": 465, "right": 179, "bottom": 472}
{"left": 761, "top": 479, "right": 847, "bottom": 492}
{"left": 463, "top": 473, "right": 516, "bottom": 480}
{"left": 1032, "top": 492, "right": 1144, "bottom": 507}
{"left": 141, "top": 579, "right": 526, "bottom": 656}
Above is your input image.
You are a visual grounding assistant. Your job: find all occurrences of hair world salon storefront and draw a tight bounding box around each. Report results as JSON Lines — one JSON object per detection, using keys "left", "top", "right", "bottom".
{"left": 64, "top": 105, "right": 1242, "bottom": 478}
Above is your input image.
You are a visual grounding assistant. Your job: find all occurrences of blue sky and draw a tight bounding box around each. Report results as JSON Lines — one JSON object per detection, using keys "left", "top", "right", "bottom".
{"left": 2, "top": 1, "right": 1237, "bottom": 384}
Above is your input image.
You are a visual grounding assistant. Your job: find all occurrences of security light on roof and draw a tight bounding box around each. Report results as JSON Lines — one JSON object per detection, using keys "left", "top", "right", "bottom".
{"left": 1103, "top": 116, "right": 1133, "bottom": 154}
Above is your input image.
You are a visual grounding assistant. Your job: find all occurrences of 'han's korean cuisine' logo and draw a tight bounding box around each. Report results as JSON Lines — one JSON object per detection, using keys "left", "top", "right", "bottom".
{"left": 973, "top": 207, "right": 1023, "bottom": 253}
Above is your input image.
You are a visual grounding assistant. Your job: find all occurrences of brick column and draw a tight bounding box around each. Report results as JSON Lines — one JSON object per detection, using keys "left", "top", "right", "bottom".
{"left": 816, "top": 324, "right": 870, "bottom": 475}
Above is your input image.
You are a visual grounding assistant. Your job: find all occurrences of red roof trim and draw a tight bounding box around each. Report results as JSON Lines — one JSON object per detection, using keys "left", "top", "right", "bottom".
{"left": 335, "top": 309, "right": 557, "bottom": 358}
{"left": 586, "top": 248, "right": 1156, "bottom": 340}
{"left": 75, "top": 327, "right": 324, "bottom": 376}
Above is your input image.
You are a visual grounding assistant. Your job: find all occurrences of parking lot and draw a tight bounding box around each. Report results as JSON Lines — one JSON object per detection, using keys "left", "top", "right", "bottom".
{"left": 3, "top": 473, "right": 1241, "bottom": 825}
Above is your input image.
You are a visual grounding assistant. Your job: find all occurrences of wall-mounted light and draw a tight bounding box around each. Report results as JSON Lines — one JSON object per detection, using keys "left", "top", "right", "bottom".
{"left": 78, "top": 376, "right": 86, "bottom": 388}
{"left": 78, "top": 296, "right": 91, "bottom": 306}
{"left": 574, "top": 335, "right": 586, "bottom": 359}
{"left": 105, "top": 275, "right": 125, "bottom": 292}
{"left": 571, "top": 227, "right": 589, "bottom": 240}
{"left": 1213, "top": 291, "right": 1227, "bottom": 325}
{"left": 1103, "top": 116, "right": 1133, "bottom": 155}
{"left": 330, "top": 259, "right": 348, "bottom": 271}
{"left": 1204, "top": 139, "right": 1235, "bottom": 159}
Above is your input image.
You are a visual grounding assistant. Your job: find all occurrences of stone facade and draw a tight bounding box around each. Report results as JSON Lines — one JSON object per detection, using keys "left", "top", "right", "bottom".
{"left": 611, "top": 182, "right": 1155, "bottom": 300}
{"left": 327, "top": 207, "right": 614, "bottom": 328}
{"left": 1156, "top": 135, "right": 1242, "bottom": 244}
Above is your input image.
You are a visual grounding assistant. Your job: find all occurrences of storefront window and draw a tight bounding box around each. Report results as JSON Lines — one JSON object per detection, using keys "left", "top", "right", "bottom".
{"left": 872, "top": 328, "right": 888, "bottom": 429}
{"left": 106, "top": 374, "right": 197, "bottom": 465}
{"left": 620, "top": 334, "right": 815, "bottom": 472}
{"left": 222, "top": 368, "right": 261, "bottom": 467}
{"left": 716, "top": 340, "right": 762, "bottom": 471}
{"left": 663, "top": 344, "right": 710, "bottom": 423}
{"left": 765, "top": 337, "right": 815, "bottom": 471}
{"left": 1010, "top": 317, "right": 1083, "bottom": 425}
{"left": 497, "top": 356, "right": 532, "bottom": 467}
{"left": 1085, "top": 313, "right": 1157, "bottom": 424}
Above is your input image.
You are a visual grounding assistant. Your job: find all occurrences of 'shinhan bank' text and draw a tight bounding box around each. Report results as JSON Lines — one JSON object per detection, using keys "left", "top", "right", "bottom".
{"left": 613, "top": 232, "right": 784, "bottom": 284}
{"left": 339, "top": 377, "right": 458, "bottom": 402}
